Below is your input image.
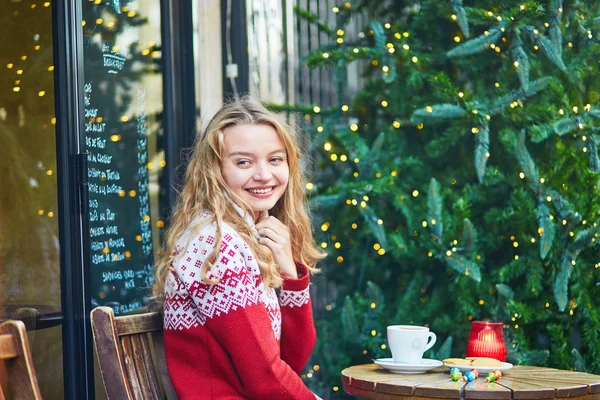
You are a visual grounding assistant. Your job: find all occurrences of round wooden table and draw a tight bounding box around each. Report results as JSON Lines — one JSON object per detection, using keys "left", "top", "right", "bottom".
{"left": 341, "top": 364, "right": 600, "bottom": 400}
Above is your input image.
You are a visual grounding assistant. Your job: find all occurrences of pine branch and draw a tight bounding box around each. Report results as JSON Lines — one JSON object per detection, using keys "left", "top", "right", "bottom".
{"left": 529, "top": 124, "right": 555, "bottom": 143}
{"left": 444, "top": 253, "right": 482, "bottom": 282}
{"left": 427, "top": 178, "right": 443, "bottom": 239}
{"left": 546, "top": 189, "right": 582, "bottom": 224}
{"left": 412, "top": 103, "right": 467, "bottom": 120}
{"left": 366, "top": 281, "right": 385, "bottom": 309}
{"left": 571, "top": 348, "right": 587, "bottom": 372}
{"left": 489, "top": 77, "right": 553, "bottom": 115}
{"left": 554, "top": 252, "right": 574, "bottom": 311}
{"left": 537, "top": 202, "right": 555, "bottom": 260}
{"left": 553, "top": 117, "right": 580, "bottom": 135}
{"left": 549, "top": 0, "right": 563, "bottom": 57}
{"left": 462, "top": 218, "right": 478, "bottom": 257}
{"left": 293, "top": 6, "right": 334, "bottom": 35}
{"left": 474, "top": 120, "right": 490, "bottom": 183}
{"left": 496, "top": 284, "right": 515, "bottom": 300}
{"left": 524, "top": 27, "right": 567, "bottom": 72}
{"left": 447, "top": 27, "right": 502, "bottom": 58}
{"left": 310, "top": 193, "right": 346, "bottom": 209}
{"left": 451, "top": 0, "right": 470, "bottom": 38}
{"left": 511, "top": 28, "right": 530, "bottom": 92}
{"left": 360, "top": 207, "right": 388, "bottom": 249}
{"left": 515, "top": 130, "right": 541, "bottom": 187}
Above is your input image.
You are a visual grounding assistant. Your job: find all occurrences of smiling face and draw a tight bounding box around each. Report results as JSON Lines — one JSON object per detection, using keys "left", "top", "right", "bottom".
{"left": 221, "top": 124, "right": 290, "bottom": 216}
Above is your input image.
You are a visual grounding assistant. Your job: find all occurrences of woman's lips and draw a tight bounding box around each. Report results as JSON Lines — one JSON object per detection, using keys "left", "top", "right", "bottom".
{"left": 245, "top": 186, "right": 275, "bottom": 198}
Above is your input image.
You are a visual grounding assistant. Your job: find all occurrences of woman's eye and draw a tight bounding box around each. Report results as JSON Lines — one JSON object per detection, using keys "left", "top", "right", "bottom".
{"left": 270, "top": 157, "right": 284, "bottom": 163}
{"left": 237, "top": 160, "right": 251, "bottom": 166}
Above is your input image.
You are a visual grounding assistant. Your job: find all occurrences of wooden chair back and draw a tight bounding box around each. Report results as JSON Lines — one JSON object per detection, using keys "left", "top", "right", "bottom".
{"left": 91, "top": 303, "right": 177, "bottom": 400}
{"left": 0, "top": 320, "right": 43, "bottom": 400}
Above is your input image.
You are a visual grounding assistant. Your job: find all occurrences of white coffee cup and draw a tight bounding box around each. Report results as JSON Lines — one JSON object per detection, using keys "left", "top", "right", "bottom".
{"left": 387, "top": 325, "right": 437, "bottom": 364}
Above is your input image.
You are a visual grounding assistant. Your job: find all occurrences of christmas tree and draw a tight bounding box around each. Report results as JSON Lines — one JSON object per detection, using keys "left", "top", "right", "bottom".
{"left": 285, "top": 1, "right": 600, "bottom": 398}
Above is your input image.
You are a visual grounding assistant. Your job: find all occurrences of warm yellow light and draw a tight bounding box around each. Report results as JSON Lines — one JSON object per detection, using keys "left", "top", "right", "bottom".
{"left": 313, "top": 106, "right": 321, "bottom": 113}
{"left": 341, "top": 105, "right": 349, "bottom": 112}
{"left": 324, "top": 142, "right": 332, "bottom": 151}
{"left": 392, "top": 121, "right": 401, "bottom": 128}
{"left": 306, "top": 182, "right": 314, "bottom": 190}
{"left": 411, "top": 56, "right": 418, "bottom": 63}
{"left": 412, "top": 190, "right": 419, "bottom": 197}
{"left": 381, "top": 100, "right": 388, "bottom": 107}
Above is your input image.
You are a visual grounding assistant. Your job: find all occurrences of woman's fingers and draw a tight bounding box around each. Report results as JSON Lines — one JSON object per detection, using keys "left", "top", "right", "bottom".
{"left": 256, "top": 216, "right": 289, "bottom": 238}
{"left": 259, "top": 236, "right": 282, "bottom": 253}
{"left": 257, "top": 227, "right": 284, "bottom": 245}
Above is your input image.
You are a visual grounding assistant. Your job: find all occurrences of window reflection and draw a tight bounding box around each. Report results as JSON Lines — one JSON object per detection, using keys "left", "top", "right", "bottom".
{"left": 0, "top": 2, "right": 63, "bottom": 398}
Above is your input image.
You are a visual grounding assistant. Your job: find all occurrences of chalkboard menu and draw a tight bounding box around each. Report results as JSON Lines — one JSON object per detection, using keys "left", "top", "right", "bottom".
{"left": 82, "top": 1, "right": 163, "bottom": 315}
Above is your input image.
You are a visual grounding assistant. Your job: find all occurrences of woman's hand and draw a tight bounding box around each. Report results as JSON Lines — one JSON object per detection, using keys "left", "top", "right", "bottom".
{"left": 255, "top": 213, "right": 298, "bottom": 279}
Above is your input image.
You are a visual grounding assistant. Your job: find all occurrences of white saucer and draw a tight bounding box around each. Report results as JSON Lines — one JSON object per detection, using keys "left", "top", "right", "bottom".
{"left": 374, "top": 358, "right": 443, "bottom": 374}
{"left": 444, "top": 362, "right": 513, "bottom": 374}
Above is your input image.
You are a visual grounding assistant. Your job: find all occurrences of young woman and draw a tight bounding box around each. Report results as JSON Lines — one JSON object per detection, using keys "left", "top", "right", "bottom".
{"left": 153, "top": 97, "right": 325, "bottom": 399}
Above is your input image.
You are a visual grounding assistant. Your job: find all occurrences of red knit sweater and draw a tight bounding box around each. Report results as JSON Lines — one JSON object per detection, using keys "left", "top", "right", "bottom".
{"left": 163, "top": 213, "right": 319, "bottom": 399}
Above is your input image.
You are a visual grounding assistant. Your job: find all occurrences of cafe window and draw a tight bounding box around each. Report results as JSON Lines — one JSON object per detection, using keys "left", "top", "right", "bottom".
{"left": 82, "top": 0, "right": 166, "bottom": 315}
{"left": 0, "top": 2, "right": 64, "bottom": 398}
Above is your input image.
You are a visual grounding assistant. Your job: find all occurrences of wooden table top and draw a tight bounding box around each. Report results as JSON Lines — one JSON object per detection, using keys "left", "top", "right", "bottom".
{"left": 341, "top": 364, "right": 600, "bottom": 400}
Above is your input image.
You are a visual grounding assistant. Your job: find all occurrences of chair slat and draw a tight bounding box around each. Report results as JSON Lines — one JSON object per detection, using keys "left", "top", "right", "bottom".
{"left": 139, "top": 334, "right": 162, "bottom": 400}
{"left": 0, "top": 334, "right": 18, "bottom": 359}
{"left": 91, "top": 307, "right": 134, "bottom": 400}
{"left": 120, "top": 335, "right": 145, "bottom": 400}
{"left": 115, "top": 313, "right": 162, "bottom": 336}
{"left": 130, "top": 335, "right": 154, "bottom": 400}
{"left": 0, "top": 320, "right": 42, "bottom": 400}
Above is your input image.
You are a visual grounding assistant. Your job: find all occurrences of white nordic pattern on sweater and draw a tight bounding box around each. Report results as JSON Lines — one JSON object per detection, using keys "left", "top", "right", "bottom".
{"left": 164, "top": 219, "right": 284, "bottom": 340}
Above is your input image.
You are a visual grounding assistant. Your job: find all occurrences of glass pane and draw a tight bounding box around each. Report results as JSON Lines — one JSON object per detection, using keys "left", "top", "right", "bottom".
{"left": 82, "top": 1, "right": 165, "bottom": 316}
{"left": 0, "top": 2, "right": 64, "bottom": 399}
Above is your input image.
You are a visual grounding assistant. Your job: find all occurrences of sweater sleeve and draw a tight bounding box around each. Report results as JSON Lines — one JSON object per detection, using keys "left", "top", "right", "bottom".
{"left": 278, "top": 263, "right": 317, "bottom": 373}
{"left": 182, "top": 231, "right": 317, "bottom": 400}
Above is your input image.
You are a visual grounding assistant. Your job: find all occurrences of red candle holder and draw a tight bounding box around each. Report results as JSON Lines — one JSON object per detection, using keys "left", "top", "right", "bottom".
{"left": 466, "top": 321, "right": 507, "bottom": 362}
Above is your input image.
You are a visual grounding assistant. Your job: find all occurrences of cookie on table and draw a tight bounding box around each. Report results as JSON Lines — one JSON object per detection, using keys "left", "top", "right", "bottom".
{"left": 469, "top": 357, "right": 502, "bottom": 367}
{"left": 443, "top": 358, "right": 470, "bottom": 365}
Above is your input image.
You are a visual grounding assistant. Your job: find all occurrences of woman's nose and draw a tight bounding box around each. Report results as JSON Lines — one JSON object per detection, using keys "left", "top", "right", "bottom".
{"left": 253, "top": 163, "right": 273, "bottom": 181}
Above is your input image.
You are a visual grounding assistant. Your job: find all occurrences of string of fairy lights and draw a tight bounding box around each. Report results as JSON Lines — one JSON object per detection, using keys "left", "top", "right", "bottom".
{"left": 4, "top": 1, "right": 166, "bottom": 236}
{"left": 300, "top": 7, "right": 595, "bottom": 382}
